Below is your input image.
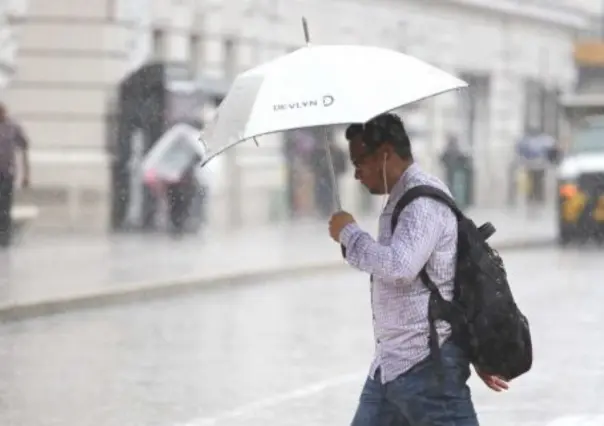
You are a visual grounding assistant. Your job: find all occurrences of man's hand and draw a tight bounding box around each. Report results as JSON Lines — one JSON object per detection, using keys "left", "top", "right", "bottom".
{"left": 329, "top": 211, "right": 355, "bottom": 242}
{"left": 475, "top": 368, "right": 509, "bottom": 392}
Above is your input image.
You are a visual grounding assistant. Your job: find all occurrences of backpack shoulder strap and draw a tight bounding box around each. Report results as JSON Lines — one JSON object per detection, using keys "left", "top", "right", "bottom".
{"left": 390, "top": 184, "right": 462, "bottom": 234}
{"left": 390, "top": 184, "right": 462, "bottom": 295}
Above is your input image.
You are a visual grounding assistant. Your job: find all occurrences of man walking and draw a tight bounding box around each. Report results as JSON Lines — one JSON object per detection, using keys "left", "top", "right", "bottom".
{"left": 328, "top": 113, "right": 507, "bottom": 425}
{"left": 0, "top": 103, "right": 30, "bottom": 247}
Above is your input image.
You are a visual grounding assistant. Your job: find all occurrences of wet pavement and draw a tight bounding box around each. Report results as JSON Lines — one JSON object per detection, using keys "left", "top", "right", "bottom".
{"left": 0, "top": 245, "right": 599, "bottom": 426}
{"left": 0, "top": 207, "right": 554, "bottom": 314}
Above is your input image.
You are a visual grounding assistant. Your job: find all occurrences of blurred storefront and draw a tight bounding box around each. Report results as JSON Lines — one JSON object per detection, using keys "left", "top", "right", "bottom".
{"left": 0, "top": 0, "right": 595, "bottom": 230}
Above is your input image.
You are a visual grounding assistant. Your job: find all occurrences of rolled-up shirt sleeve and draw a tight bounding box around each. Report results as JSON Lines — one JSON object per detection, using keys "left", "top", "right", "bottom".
{"left": 339, "top": 198, "right": 448, "bottom": 283}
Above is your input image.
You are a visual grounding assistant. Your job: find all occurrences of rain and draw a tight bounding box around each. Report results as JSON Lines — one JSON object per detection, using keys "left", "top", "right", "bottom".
{"left": 0, "top": 1, "right": 601, "bottom": 425}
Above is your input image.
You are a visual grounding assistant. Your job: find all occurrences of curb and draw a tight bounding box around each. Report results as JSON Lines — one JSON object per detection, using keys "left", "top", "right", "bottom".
{"left": 0, "top": 238, "right": 554, "bottom": 322}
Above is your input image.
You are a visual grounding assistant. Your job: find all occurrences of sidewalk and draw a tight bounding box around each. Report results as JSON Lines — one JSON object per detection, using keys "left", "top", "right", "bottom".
{"left": 0, "top": 207, "right": 556, "bottom": 321}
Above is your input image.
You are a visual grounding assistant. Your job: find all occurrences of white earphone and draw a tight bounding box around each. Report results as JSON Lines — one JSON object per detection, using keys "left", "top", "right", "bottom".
{"left": 381, "top": 152, "right": 389, "bottom": 211}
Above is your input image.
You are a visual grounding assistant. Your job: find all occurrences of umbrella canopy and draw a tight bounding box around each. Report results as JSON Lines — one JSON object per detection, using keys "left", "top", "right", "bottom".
{"left": 201, "top": 44, "right": 467, "bottom": 162}
{"left": 143, "top": 123, "right": 217, "bottom": 184}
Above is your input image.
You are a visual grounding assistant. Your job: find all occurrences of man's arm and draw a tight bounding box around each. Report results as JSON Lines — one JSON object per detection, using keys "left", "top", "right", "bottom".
{"left": 15, "top": 124, "right": 30, "bottom": 186}
{"left": 339, "top": 197, "right": 448, "bottom": 282}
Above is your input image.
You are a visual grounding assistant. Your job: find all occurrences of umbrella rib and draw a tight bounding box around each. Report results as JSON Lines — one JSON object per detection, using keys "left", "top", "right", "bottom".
{"left": 199, "top": 138, "right": 245, "bottom": 168}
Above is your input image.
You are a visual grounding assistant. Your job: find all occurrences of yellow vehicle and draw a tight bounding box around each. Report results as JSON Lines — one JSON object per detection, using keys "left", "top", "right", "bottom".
{"left": 557, "top": 116, "right": 604, "bottom": 244}
{"left": 557, "top": 42, "right": 604, "bottom": 244}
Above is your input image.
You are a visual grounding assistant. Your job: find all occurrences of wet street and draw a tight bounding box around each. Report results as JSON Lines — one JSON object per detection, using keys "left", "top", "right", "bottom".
{"left": 0, "top": 246, "right": 601, "bottom": 426}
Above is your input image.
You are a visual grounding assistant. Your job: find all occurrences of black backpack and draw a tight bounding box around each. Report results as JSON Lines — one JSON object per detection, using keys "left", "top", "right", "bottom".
{"left": 391, "top": 185, "right": 533, "bottom": 381}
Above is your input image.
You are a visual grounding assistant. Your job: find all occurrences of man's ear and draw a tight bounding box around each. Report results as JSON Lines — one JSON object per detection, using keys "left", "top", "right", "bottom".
{"left": 382, "top": 144, "right": 396, "bottom": 161}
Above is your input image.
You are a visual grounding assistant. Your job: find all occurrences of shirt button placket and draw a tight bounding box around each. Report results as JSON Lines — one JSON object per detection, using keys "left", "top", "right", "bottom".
{"left": 370, "top": 276, "right": 380, "bottom": 344}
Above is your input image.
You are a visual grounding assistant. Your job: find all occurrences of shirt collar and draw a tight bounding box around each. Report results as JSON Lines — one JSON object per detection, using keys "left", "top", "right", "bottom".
{"left": 390, "top": 162, "right": 420, "bottom": 195}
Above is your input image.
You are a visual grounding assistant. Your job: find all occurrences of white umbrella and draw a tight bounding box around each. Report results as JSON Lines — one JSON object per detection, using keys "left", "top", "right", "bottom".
{"left": 201, "top": 19, "right": 467, "bottom": 209}
{"left": 143, "top": 123, "right": 206, "bottom": 184}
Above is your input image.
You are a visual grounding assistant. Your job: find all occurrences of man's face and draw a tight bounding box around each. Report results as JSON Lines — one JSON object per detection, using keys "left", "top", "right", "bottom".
{"left": 349, "top": 135, "right": 386, "bottom": 194}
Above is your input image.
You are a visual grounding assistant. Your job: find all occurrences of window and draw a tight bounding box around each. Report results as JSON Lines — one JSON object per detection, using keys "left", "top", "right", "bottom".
{"left": 189, "top": 33, "right": 201, "bottom": 76}
{"left": 570, "top": 123, "right": 604, "bottom": 154}
{"left": 152, "top": 28, "right": 165, "bottom": 60}
{"left": 223, "top": 37, "right": 236, "bottom": 78}
{"left": 523, "top": 78, "right": 544, "bottom": 133}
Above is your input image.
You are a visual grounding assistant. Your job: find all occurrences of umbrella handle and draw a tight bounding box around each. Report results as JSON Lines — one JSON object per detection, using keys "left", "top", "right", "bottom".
{"left": 341, "top": 244, "right": 346, "bottom": 258}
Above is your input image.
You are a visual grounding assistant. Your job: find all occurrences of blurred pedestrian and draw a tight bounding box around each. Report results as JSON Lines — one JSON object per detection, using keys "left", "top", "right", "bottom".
{"left": 166, "top": 165, "right": 195, "bottom": 236}
{"left": 165, "top": 153, "right": 203, "bottom": 237}
{"left": 143, "top": 153, "right": 201, "bottom": 237}
{"left": 328, "top": 113, "right": 508, "bottom": 426}
{"left": 439, "top": 134, "right": 473, "bottom": 209}
{"left": 0, "top": 103, "right": 30, "bottom": 248}
{"left": 516, "top": 127, "right": 556, "bottom": 206}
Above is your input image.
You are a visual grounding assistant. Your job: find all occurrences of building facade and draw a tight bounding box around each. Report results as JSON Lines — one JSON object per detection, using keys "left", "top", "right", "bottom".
{"left": 0, "top": 0, "right": 28, "bottom": 88}
{"left": 2, "top": 0, "right": 595, "bottom": 229}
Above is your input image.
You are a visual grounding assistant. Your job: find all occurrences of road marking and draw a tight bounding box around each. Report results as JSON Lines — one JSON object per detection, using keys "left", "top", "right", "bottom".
{"left": 545, "top": 415, "right": 604, "bottom": 426}
{"left": 174, "top": 371, "right": 365, "bottom": 426}
{"left": 176, "top": 378, "right": 604, "bottom": 426}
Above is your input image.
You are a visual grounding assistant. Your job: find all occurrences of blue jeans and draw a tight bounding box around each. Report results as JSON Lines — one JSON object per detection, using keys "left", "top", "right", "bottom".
{"left": 351, "top": 341, "right": 479, "bottom": 426}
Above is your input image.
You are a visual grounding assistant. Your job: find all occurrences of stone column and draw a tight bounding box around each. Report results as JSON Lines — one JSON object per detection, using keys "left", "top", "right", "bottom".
{"left": 4, "top": 0, "right": 131, "bottom": 230}
{"left": 483, "top": 18, "right": 524, "bottom": 208}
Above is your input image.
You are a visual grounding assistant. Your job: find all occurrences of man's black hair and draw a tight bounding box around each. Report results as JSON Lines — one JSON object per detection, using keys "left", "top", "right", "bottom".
{"left": 345, "top": 113, "right": 412, "bottom": 160}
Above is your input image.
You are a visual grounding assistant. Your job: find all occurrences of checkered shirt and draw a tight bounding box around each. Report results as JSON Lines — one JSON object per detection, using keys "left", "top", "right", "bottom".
{"left": 339, "top": 163, "right": 457, "bottom": 384}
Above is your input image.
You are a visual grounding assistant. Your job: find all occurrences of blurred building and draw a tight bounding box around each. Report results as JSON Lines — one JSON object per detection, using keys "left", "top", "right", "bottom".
{"left": 1, "top": 0, "right": 599, "bottom": 230}
{"left": 0, "top": 0, "right": 27, "bottom": 89}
